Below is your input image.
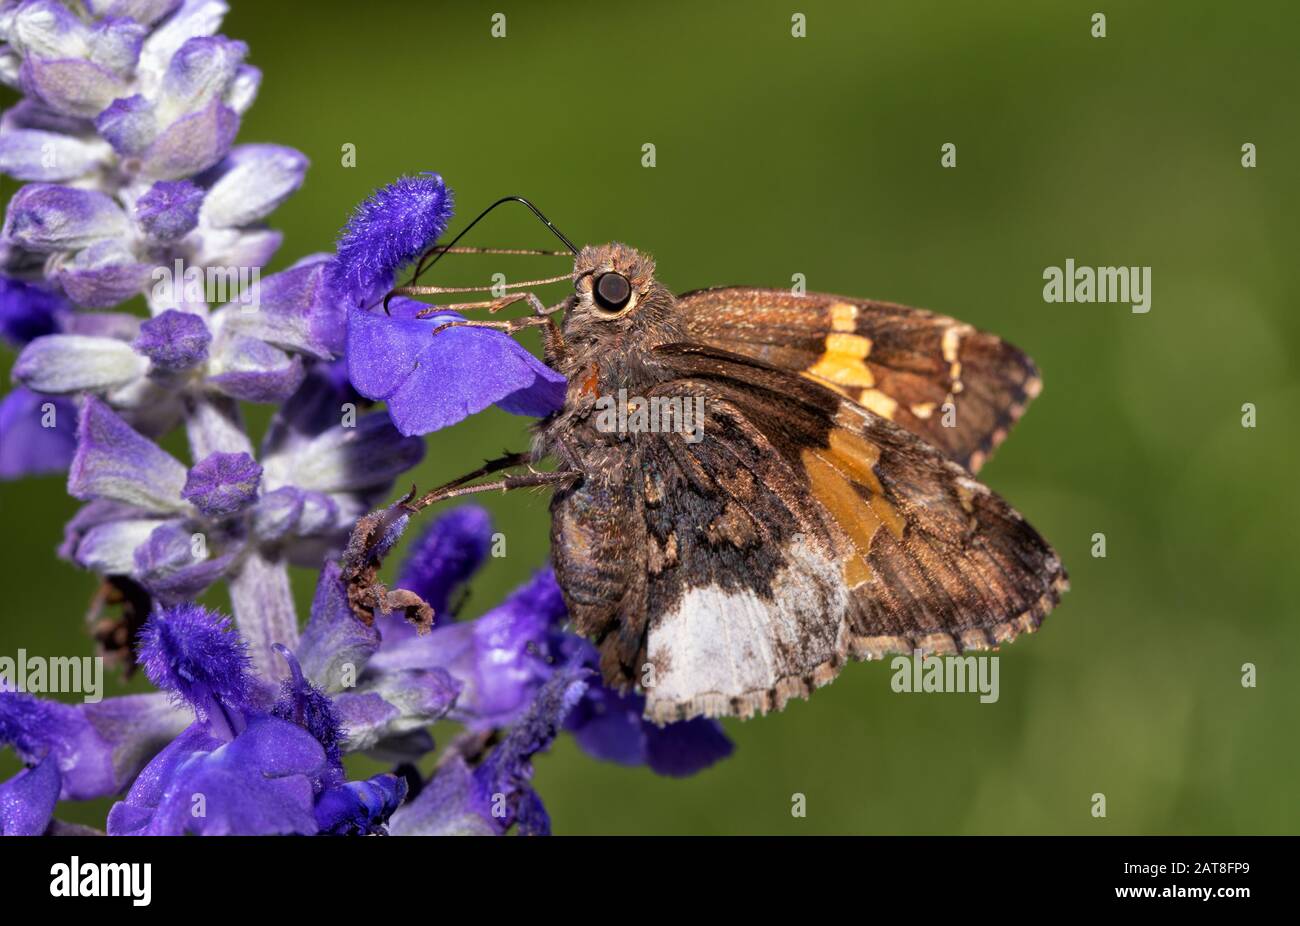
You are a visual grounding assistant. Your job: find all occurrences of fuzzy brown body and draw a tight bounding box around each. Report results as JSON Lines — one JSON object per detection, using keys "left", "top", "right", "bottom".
{"left": 531, "top": 244, "right": 1066, "bottom": 724}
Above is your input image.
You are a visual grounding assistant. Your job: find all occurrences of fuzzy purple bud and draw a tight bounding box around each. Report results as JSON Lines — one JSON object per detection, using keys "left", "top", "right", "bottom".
{"left": 181, "top": 451, "right": 262, "bottom": 517}
{"left": 328, "top": 173, "right": 454, "bottom": 306}
{"left": 135, "top": 180, "right": 204, "bottom": 240}
{"left": 133, "top": 308, "right": 211, "bottom": 370}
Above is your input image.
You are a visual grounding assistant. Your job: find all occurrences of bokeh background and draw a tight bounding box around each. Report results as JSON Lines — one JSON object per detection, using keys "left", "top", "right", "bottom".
{"left": 2, "top": 0, "right": 1297, "bottom": 834}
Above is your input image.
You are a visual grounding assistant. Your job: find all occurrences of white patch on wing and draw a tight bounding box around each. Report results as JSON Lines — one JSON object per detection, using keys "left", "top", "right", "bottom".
{"left": 645, "top": 545, "right": 850, "bottom": 721}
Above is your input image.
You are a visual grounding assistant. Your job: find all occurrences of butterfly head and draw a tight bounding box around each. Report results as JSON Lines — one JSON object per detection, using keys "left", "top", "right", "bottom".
{"left": 571, "top": 243, "right": 669, "bottom": 323}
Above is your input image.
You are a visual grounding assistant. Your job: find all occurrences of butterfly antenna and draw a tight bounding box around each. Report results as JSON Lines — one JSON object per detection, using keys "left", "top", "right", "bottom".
{"left": 414, "top": 196, "right": 576, "bottom": 281}
{"left": 383, "top": 196, "right": 578, "bottom": 314}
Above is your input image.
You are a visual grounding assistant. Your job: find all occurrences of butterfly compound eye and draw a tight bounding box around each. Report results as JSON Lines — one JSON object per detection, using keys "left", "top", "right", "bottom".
{"left": 593, "top": 271, "right": 632, "bottom": 312}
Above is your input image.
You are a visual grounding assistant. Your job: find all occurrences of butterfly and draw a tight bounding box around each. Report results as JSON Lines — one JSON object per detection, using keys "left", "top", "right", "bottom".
{"left": 382, "top": 213, "right": 1066, "bottom": 725}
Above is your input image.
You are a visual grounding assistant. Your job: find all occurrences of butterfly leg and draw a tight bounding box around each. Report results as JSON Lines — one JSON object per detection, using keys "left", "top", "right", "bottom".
{"left": 431, "top": 449, "right": 533, "bottom": 491}
{"left": 428, "top": 314, "right": 556, "bottom": 337}
{"left": 414, "top": 291, "right": 539, "bottom": 317}
{"left": 340, "top": 462, "right": 580, "bottom": 626}
{"left": 405, "top": 467, "right": 581, "bottom": 514}
{"left": 414, "top": 291, "right": 572, "bottom": 365}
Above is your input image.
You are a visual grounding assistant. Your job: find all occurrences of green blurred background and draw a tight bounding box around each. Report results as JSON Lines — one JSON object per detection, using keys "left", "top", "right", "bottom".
{"left": 2, "top": 0, "right": 1298, "bottom": 834}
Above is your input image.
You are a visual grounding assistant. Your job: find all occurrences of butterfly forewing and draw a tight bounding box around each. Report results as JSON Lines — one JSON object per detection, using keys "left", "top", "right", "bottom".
{"left": 675, "top": 287, "right": 1042, "bottom": 474}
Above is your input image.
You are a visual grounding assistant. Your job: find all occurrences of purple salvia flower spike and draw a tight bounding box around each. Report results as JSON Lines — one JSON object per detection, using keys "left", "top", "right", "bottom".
{"left": 0, "top": 0, "right": 736, "bottom": 834}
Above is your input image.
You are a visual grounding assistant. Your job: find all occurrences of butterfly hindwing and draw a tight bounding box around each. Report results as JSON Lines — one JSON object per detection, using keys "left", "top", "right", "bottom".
{"left": 624, "top": 343, "right": 1066, "bottom": 723}
{"left": 675, "top": 287, "right": 1042, "bottom": 473}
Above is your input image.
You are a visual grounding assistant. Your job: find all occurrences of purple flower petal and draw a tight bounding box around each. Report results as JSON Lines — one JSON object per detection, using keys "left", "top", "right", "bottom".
{"left": 372, "top": 569, "right": 567, "bottom": 729}
{"left": 87, "top": 18, "right": 147, "bottom": 75}
{"left": 565, "top": 683, "right": 648, "bottom": 767}
{"left": 226, "top": 64, "right": 261, "bottom": 113}
{"left": 0, "top": 387, "right": 76, "bottom": 480}
{"left": 133, "top": 308, "right": 211, "bottom": 370}
{"left": 67, "top": 396, "right": 189, "bottom": 511}
{"left": 328, "top": 173, "right": 454, "bottom": 306}
{"left": 471, "top": 666, "right": 589, "bottom": 835}
{"left": 190, "top": 224, "right": 281, "bottom": 271}
{"left": 644, "top": 714, "right": 735, "bottom": 777}
{"left": 73, "top": 517, "right": 161, "bottom": 574}
{"left": 157, "top": 35, "right": 246, "bottom": 112}
{"left": 63, "top": 310, "right": 143, "bottom": 340}
{"left": 106, "top": 715, "right": 326, "bottom": 836}
{"left": 2, "top": 183, "right": 130, "bottom": 252}
{"left": 249, "top": 485, "right": 339, "bottom": 544}
{"left": 59, "top": 497, "right": 150, "bottom": 562}
{"left": 224, "top": 254, "right": 341, "bottom": 359}
{"left": 7, "top": 0, "right": 86, "bottom": 59}
{"left": 85, "top": 0, "right": 182, "bottom": 27}
{"left": 0, "top": 755, "right": 60, "bottom": 836}
{"left": 331, "top": 667, "right": 460, "bottom": 752}
{"left": 135, "top": 179, "right": 204, "bottom": 240}
{"left": 181, "top": 450, "right": 261, "bottom": 517}
{"left": 79, "top": 693, "right": 193, "bottom": 796}
{"left": 132, "top": 520, "right": 236, "bottom": 600}
{"left": 137, "top": 0, "right": 231, "bottom": 77}
{"left": 0, "top": 690, "right": 186, "bottom": 801}
{"left": 261, "top": 358, "right": 359, "bottom": 451}
{"left": 347, "top": 299, "right": 566, "bottom": 436}
{"left": 271, "top": 645, "right": 344, "bottom": 774}
{"left": 274, "top": 411, "right": 424, "bottom": 494}
{"left": 0, "top": 100, "right": 92, "bottom": 137}
{"left": 313, "top": 772, "right": 406, "bottom": 836}
{"left": 388, "top": 755, "right": 497, "bottom": 835}
{"left": 0, "top": 275, "right": 69, "bottom": 346}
